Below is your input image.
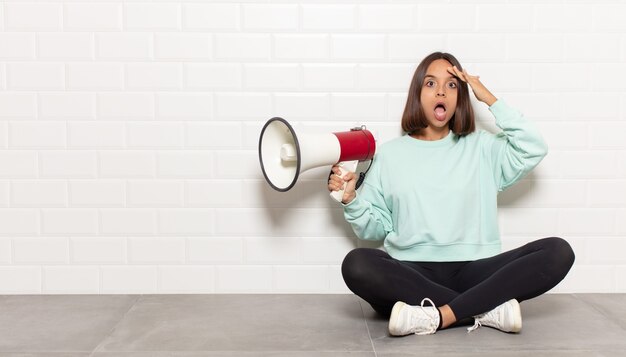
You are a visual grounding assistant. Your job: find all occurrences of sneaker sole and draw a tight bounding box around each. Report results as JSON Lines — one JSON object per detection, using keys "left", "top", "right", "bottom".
{"left": 388, "top": 301, "right": 407, "bottom": 336}
{"left": 508, "top": 299, "right": 522, "bottom": 333}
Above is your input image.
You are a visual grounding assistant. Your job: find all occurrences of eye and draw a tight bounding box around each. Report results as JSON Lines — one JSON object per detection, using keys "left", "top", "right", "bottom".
{"left": 425, "top": 80, "right": 435, "bottom": 87}
{"left": 448, "top": 82, "right": 457, "bottom": 89}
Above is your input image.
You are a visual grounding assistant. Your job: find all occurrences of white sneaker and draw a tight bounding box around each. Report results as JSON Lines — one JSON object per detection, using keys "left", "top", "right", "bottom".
{"left": 467, "top": 299, "right": 522, "bottom": 333}
{"left": 388, "top": 298, "right": 440, "bottom": 336}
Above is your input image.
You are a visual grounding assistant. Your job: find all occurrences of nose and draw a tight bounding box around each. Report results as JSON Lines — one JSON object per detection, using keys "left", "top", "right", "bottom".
{"left": 436, "top": 86, "right": 446, "bottom": 97}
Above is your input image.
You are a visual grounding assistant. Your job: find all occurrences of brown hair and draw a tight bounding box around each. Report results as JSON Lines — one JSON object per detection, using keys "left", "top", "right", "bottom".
{"left": 401, "top": 52, "right": 475, "bottom": 136}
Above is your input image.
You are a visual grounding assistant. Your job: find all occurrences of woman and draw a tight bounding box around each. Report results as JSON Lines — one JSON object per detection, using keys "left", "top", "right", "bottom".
{"left": 328, "top": 52, "right": 575, "bottom": 336}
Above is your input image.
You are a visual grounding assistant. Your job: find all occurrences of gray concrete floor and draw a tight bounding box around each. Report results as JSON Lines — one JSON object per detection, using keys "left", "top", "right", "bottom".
{"left": 0, "top": 294, "right": 624, "bottom": 356}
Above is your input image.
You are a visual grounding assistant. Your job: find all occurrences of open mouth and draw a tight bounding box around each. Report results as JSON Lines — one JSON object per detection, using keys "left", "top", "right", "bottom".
{"left": 434, "top": 103, "right": 447, "bottom": 121}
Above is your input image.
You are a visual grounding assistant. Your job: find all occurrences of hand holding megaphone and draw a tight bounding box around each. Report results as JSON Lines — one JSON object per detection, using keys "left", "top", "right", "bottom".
{"left": 328, "top": 164, "right": 357, "bottom": 204}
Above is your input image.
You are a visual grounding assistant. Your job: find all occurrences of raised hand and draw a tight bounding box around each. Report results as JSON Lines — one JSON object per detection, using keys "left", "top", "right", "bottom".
{"left": 447, "top": 66, "right": 498, "bottom": 107}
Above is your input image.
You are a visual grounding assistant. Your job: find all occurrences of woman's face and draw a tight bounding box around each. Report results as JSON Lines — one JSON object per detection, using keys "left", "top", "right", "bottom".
{"left": 419, "top": 59, "right": 459, "bottom": 131}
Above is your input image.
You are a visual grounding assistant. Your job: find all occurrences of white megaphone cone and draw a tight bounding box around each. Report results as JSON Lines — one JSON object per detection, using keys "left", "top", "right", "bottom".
{"left": 258, "top": 117, "right": 375, "bottom": 202}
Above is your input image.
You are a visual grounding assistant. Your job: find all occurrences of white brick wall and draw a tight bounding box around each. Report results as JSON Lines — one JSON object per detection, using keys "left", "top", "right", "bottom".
{"left": 0, "top": 1, "right": 623, "bottom": 294}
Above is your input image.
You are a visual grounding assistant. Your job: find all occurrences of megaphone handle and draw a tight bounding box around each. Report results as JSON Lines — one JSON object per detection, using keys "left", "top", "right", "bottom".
{"left": 330, "top": 160, "right": 359, "bottom": 203}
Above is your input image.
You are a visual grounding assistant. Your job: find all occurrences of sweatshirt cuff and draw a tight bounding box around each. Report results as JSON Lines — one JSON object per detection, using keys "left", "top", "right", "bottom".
{"left": 342, "top": 193, "right": 366, "bottom": 215}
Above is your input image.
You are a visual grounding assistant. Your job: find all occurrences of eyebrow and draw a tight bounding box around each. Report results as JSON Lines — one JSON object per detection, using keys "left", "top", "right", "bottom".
{"left": 424, "top": 74, "right": 458, "bottom": 81}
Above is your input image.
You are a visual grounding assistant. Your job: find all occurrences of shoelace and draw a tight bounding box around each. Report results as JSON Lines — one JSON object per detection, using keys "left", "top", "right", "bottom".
{"left": 412, "top": 298, "right": 439, "bottom": 335}
{"left": 467, "top": 307, "right": 498, "bottom": 333}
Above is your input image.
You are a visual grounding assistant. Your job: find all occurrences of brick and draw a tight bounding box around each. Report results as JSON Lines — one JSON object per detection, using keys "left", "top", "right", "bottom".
{"left": 157, "top": 151, "right": 214, "bottom": 178}
{"left": 360, "top": 5, "right": 415, "bottom": 31}
{"left": 301, "top": 237, "right": 356, "bottom": 264}
{"left": 535, "top": 121, "right": 588, "bottom": 149}
{"left": 68, "top": 63, "right": 124, "bottom": 90}
{"left": 0, "top": 151, "right": 38, "bottom": 178}
{"left": 185, "top": 64, "right": 242, "bottom": 90}
{"left": 126, "top": 63, "right": 182, "bottom": 90}
{"left": 128, "top": 237, "right": 185, "bottom": 264}
{"left": 0, "top": 33, "right": 35, "bottom": 59}
{"left": 498, "top": 208, "right": 559, "bottom": 236}
{"left": 215, "top": 208, "right": 348, "bottom": 237}
{"left": 158, "top": 266, "right": 214, "bottom": 293}
{"left": 183, "top": 3, "right": 240, "bottom": 30}
{"left": 565, "top": 34, "right": 621, "bottom": 62}
{"left": 5, "top": 3, "right": 61, "bottom": 30}
{"left": 244, "top": 64, "right": 300, "bottom": 90}
{"left": 587, "top": 238, "right": 626, "bottom": 265}
{"left": 587, "top": 180, "right": 626, "bottom": 207}
{"left": 559, "top": 209, "right": 616, "bottom": 237}
{"left": 13, "top": 238, "right": 68, "bottom": 264}
{"left": 0, "top": 267, "right": 41, "bottom": 293}
{"left": 332, "top": 93, "right": 386, "bottom": 120}
{"left": 358, "top": 64, "right": 414, "bottom": 91}
{"left": 302, "top": 5, "right": 355, "bottom": 31}
{"left": 68, "top": 122, "right": 125, "bottom": 148}
{"left": 9, "top": 122, "right": 66, "bottom": 149}
{"left": 562, "top": 93, "right": 619, "bottom": 120}
{"left": 274, "top": 94, "right": 330, "bottom": 121}
{"left": 96, "top": 33, "right": 151, "bottom": 60}
{"left": 388, "top": 34, "right": 445, "bottom": 61}
{"left": 98, "top": 93, "right": 155, "bottom": 120}
{"left": 507, "top": 35, "right": 564, "bottom": 62}
{"left": 42, "top": 209, "right": 98, "bottom": 235}
{"left": 215, "top": 34, "right": 271, "bottom": 60}
{"left": 70, "top": 237, "right": 126, "bottom": 264}
{"left": 215, "top": 150, "right": 258, "bottom": 179}
{"left": 532, "top": 64, "right": 591, "bottom": 92}
{"left": 0, "top": 239, "right": 10, "bottom": 263}
{"left": 43, "top": 266, "right": 99, "bottom": 294}
{"left": 0, "top": 94, "right": 37, "bottom": 119}
{"left": 243, "top": 4, "right": 298, "bottom": 30}
{"left": 535, "top": 5, "right": 591, "bottom": 32}
{"left": 245, "top": 237, "right": 301, "bottom": 264}
{"left": 185, "top": 122, "right": 242, "bottom": 149}
{"left": 446, "top": 34, "right": 506, "bottom": 62}
{"left": 124, "top": 3, "right": 180, "bottom": 30}
{"left": 7, "top": 63, "right": 64, "bottom": 90}
{"left": 215, "top": 93, "right": 271, "bottom": 119}
{"left": 11, "top": 180, "right": 67, "bottom": 207}
{"left": 99, "top": 151, "right": 156, "bottom": 178}
{"left": 593, "top": 5, "right": 626, "bottom": 32}
{"left": 216, "top": 266, "right": 272, "bottom": 293}
{"left": 187, "top": 237, "right": 243, "bottom": 264}
{"left": 41, "top": 93, "right": 95, "bottom": 120}
{"left": 40, "top": 151, "right": 97, "bottom": 178}
{"left": 38, "top": 33, "right": 93, "bottom": 60}
{"left": 155, "top": 33, "right": 211, "bottom": 60}
{"left": 100, "top": 209, "right": 156, "bottom": 236}
{"left": 331, "top": 35, "right": 385, "bottom": 60}
{"left": 274, "top": 266, "right": 329, "bottom": 292}
{"left": 65, "top": 3, "right": 122, "bottom": 31}
{"left": 0, "top": 208, "right": 40, "bottom": 237}
{"left": 101, "top": 266, "right": 158, "bottom": 293}
{"left": 127, "top": 122, "right": 183, "bottom": 148}
{"left": 157, "top": 209, "right": 214, "bottom": 235}
{"left": 185, "top": 180, "right": 242, "bottom": 208}
{"left": 477, "top": 5, "right": 532, "bottom": 32}
{"left": 274, "top": 35, "right": 329, "bottom": 60}
{"left": 158, "top": 93, "right": 214, "bottom": 120}
{"left": 302, "top": 64, "right": 356, "bottom": 90}
{"left": 69, "top": 180, "right": 125, "bottom": 207}
{"left": 128, "top": 180, "right": 184, "bottom": 207}
{"left": 558, "top": 151, "right": 617, "bottom": 178}
{"left": 417, "top": 5, "right": 474, "bottom": 32}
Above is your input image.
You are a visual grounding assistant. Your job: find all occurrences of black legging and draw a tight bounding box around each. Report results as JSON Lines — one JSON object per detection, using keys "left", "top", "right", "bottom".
{"left": 342, "top": 237, "right": 575, "bottom": 321}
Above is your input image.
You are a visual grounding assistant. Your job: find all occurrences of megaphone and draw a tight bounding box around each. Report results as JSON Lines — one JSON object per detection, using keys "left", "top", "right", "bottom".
{"left": 258, "top": 117, "right": 375, "bottom": 202}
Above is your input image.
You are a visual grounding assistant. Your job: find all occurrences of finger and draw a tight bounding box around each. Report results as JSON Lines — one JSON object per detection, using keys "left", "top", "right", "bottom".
{"left": 452, "top": 66, "right": 467, "bottom": 82}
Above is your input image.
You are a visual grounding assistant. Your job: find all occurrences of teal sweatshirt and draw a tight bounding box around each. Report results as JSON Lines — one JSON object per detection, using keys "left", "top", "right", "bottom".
{"left": 343, "top": 99, "right": 548, "bottom": 262}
